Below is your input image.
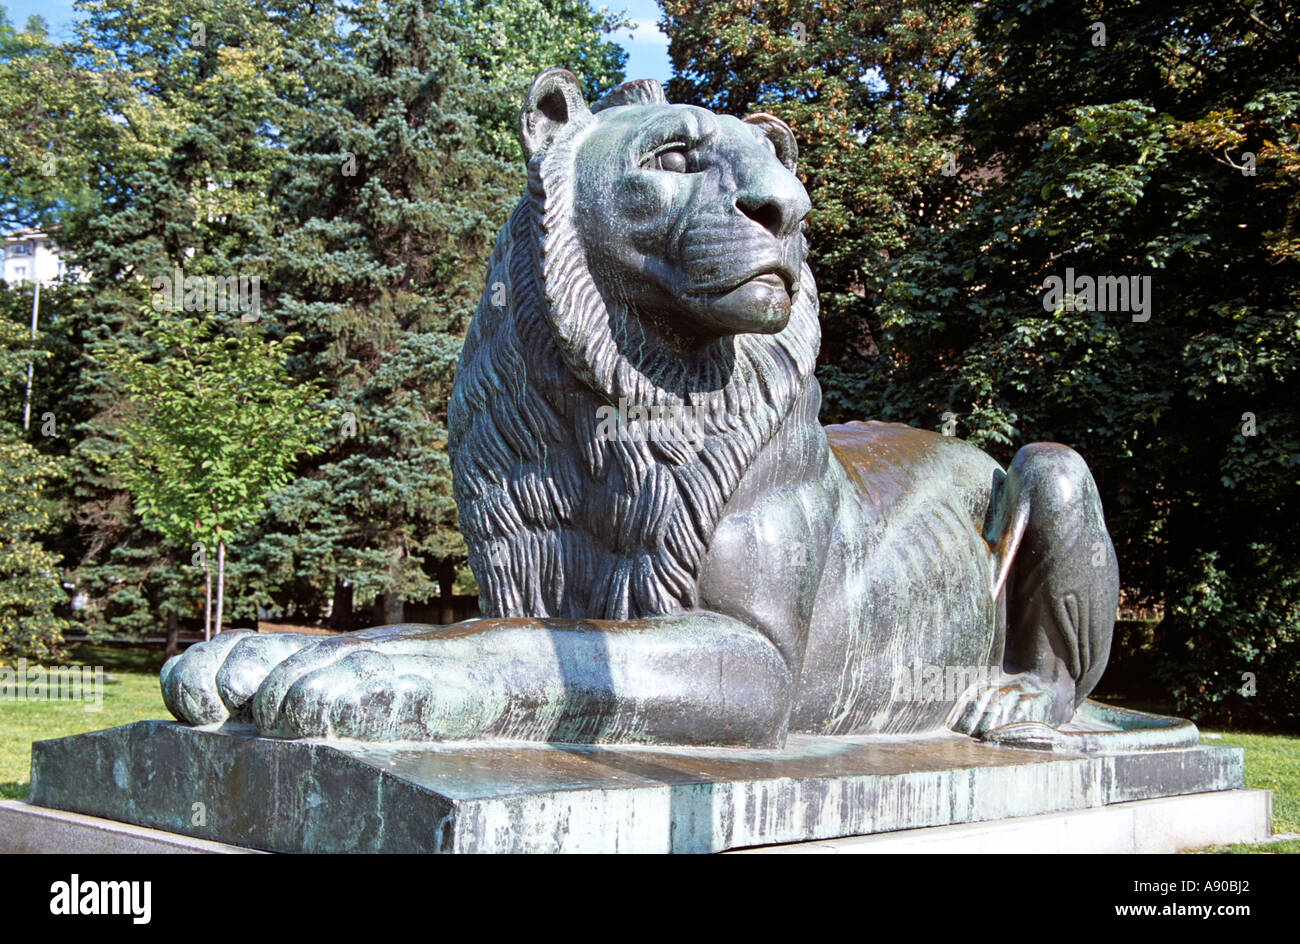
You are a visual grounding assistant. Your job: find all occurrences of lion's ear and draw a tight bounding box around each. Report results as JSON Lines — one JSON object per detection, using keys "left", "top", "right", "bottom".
{"left": 744, "top": 113, "right": 799, "bottom": 173}
{"left": 519, "top": 69, "right": 591, "bottom": 161}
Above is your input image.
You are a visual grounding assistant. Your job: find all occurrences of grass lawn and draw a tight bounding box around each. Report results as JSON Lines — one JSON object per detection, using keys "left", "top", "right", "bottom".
{"left": 0, "top": 644, "right": 170, "bottom": 801}
{"left": 1200, "top": 730, "right": 1300, "bottom": 853}
{"left": 1, "top": 645, "right": 1297, "bottom": 853}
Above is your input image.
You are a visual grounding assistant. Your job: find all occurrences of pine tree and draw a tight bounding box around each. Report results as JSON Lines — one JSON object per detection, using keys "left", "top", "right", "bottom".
{"left": 7, "top": 0, "right": 628, "bottom": 637}
{"left": 253, "top": 0, "right": 519, "bottom": 626}
{"left": 49, "top": 0, "right": 333, "bottom": 641}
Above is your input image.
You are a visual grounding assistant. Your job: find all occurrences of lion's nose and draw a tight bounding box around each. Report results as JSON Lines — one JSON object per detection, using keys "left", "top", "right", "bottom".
{"left": 734, "top": 176, "right": 810, "bottom": 240}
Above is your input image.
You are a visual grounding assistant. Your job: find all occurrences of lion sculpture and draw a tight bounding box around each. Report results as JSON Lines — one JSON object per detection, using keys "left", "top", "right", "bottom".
{"left": 162, "top": 70, "right": 1195, "bottom": 752}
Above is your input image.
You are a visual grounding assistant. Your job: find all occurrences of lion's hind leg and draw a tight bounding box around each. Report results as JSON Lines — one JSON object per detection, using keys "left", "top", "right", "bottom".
{"left": 951, "top": 442, "right": 1121, "bottom": 742}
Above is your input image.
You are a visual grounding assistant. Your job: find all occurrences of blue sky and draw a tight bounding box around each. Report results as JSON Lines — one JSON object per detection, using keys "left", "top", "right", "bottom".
{"left": 1, "top": 0, "right": 673, "bottom": 83}
{"left": 2, "top": 0, "right": 79, "bottom": 42}
{"left": 610, "top": 0, "right": 672, "bottom": 85}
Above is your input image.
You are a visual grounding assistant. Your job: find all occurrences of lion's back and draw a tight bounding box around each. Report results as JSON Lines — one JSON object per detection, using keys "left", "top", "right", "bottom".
{"left": 826, "top": 420, "right": 1000, "bottom": 524}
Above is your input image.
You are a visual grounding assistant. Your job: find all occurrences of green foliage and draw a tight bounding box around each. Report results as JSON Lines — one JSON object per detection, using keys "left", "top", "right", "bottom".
{"left": 0, "top": 11, "right": 100, "bottom": 229}
{"left": 451, "top": 0, "right": 629, "bottom": 161}
{"left": 99, "top": 315, "right": 331, "bottom": 554}
{"left": 875, "top": 1, "right": 1300, "bottom": 728}
{"left": 0, "top": 315, "right": 70, "bottom": 661}
{"left": 95, "top": 314, "right": 331, "bottom": 633}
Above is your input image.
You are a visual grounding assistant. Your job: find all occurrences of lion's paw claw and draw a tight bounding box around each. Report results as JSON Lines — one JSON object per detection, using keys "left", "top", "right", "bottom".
{"left": 949, "top": 678, "right": 1055, "bottom": 739}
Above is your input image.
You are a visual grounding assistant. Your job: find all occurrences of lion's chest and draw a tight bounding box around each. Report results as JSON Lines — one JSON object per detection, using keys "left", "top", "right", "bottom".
{"left": 696, "top": 394, "right": 842, "bottom": 670}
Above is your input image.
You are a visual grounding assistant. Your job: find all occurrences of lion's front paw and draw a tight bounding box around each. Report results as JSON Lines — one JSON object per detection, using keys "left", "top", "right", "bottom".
{"left": 250, "top": 638, "right": 488, "bottom": 741}
{"left": 948, "top": 678, "right": 1055, "bottom": 739}
{"left": 161, "top": 631, "right": 318, "bottom": 725}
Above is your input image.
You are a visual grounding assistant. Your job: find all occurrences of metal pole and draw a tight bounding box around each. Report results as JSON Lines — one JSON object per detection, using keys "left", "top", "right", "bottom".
{"left": 22, "top": 278, "right": 39, "bottom": 431}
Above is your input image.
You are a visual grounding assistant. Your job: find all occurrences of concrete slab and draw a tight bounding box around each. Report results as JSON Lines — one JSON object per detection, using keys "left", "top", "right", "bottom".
{"left": 734, "top": 789, "right": 1273, "bottom": 853}
{"left": 0, "top": 799, "right": 260, "bottom": 854}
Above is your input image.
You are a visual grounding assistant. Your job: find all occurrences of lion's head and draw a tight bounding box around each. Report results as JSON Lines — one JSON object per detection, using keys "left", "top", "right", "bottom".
{"left": 449, "top": 69, "right": 821, "bottom": 621}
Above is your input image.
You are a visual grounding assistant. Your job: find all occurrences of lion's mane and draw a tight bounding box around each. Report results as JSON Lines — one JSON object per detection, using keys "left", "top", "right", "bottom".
{"left": 448, "top": 81, "right": 820, "bottom": 620}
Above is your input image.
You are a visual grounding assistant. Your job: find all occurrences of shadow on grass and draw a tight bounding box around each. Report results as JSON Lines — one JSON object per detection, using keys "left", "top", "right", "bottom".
{"left": 1, "top": 781, "right": 28, "bottom": 801}
{"left": 66, "top": 644, "right": 169, "bottom": 674}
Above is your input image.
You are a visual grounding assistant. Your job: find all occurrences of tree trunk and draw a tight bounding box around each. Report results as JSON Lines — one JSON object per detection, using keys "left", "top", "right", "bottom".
{"left": 164, "top": 609, "right": 180, "bottom": 660}
{"left": 330, "top": 577, "right": 355, "bottom": 631}
{"left": 214, "top": 539, "right": 226, "bottom": 634}
{"left": 381, "top": 591, "right": 403, "bottom": 625}
{"left": 437, "top": 558, "right": 456, "bottom": 625}
{"left": 203, "top": 559, "right": 212, "bottom": 642}
{"left": 380, "top": 545, "right": 404, "bottom": 624}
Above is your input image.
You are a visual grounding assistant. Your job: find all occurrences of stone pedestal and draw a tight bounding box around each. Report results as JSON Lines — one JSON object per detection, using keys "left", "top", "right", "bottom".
{"left": 21, "top": 721, "right": 1252, "bottom": 854}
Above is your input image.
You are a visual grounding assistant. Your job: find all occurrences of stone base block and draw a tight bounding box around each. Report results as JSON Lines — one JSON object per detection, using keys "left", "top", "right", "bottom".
{"left": 4, "top": 790, "right": 1268, "bottom": 854}
{"left": 23, "top": 721, "right": 1248, "bottom": 854}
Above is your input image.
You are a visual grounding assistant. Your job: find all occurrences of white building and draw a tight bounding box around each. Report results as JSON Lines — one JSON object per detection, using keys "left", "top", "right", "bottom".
{"left": 3, "top": 229, "right": 71, "bottom": 288}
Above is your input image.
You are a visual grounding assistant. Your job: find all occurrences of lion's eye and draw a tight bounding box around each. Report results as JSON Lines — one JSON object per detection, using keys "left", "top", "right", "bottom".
{"left": 654, "top": 148, "right": 689, "bottom": 173}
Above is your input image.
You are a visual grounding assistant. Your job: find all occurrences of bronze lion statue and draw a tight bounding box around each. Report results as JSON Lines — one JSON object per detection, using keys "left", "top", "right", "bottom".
{"left": 162, "top": 70, "right": 1195, "bottom": 752}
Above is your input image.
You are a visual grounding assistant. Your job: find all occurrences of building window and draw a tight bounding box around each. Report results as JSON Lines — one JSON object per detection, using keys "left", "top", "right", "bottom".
{"left": 13, "top": 265, "right": 28, "bottom": 283}
{"left": 8, "top": 241, "right": 32, "bottom": 256}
